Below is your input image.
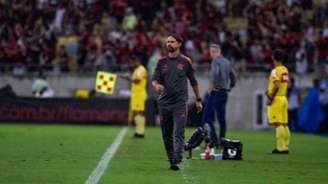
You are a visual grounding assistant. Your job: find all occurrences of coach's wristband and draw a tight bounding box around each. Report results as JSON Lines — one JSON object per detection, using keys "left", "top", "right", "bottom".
{"left": 196, "top": 98, "right": 202, "bottom": 102}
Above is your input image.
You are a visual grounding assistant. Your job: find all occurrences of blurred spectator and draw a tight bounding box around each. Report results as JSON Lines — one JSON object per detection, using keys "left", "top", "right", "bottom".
{"left": 299, "top": 79, "right": 325, "bottom": 133}
{"left": 147, "top": 48, "right": 163, "bottom": 78}
{"left": 287, "top": 77, "right": 301, "bottom": 132}
{"left": 0, "top": 84, "right": 16, "bottom": 97}
{"left": 323, "top": 21, "right": 328, "bottom": 39}
{"left": 122, "top": 7, "right": 137, "bottom": 31}
{"left": 319, "top": 80, "right": 328, "bottom": 132}
{"left": 32, "top": 71, "right": 54, "bottom": 98}
{"left": 54, "top": 45, "right": 69, "bottom": 73}
{"left": 95, "top": 43, "right": 119, "bottom": 71}
{"left": 315, "top": 30, "right": 328, "bottom": 78}
{"left": 295, "top": 46, "right": 308, "bottom": 75}
{"left": 0, "top": 0, "right": 327, "bottom": 75}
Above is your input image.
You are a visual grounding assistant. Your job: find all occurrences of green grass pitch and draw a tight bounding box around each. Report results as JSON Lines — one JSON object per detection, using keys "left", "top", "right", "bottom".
{"left": 0, "top": 124, "right": 328, "bottom": 184}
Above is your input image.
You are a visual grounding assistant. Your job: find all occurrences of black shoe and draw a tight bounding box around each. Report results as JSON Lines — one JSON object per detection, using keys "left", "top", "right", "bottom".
{"left": 134, "top": 133, "right": 145, "bottom": 138}
{"left": 169, "top": 164, "right": 180, "bottom": 171}
{"left": 271, "top": 149, "right": 289, "bottom": 154}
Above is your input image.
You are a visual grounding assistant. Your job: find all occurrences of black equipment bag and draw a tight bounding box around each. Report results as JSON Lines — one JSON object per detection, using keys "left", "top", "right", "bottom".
{"left": 184, "top": 127, "right": 206, "bottom": 151}
{"left": 222, "top": 138, "right": 243, "bottom": 160}
{"left": 185, "top": 124, "right": 211, "bottom": 151}
{"left": 184, "top": 124, "right": 211, "bottom": 159}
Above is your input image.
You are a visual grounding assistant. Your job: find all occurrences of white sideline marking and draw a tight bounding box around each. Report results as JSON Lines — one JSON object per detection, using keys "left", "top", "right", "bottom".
{"left": 85, "top": 127, "right": 128, "bottom": 184}
{"left": 180, "top": 160, "right": 196, "bottom": 184}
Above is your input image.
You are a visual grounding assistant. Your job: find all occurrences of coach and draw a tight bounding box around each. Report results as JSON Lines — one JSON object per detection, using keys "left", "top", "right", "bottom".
{"left": 152, "top": 34, "right": 202, "bottom": 171}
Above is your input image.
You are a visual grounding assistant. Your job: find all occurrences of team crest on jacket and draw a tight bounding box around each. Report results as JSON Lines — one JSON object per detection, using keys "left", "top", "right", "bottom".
{"left": 177, "top": 63, "right": 184, "bottom": 70}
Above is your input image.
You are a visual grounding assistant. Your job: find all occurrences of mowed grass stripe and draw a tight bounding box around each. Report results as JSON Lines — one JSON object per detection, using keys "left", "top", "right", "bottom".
{"left": 101, "top": 128, "right": 328, "bottom": 184}
{"left": 99, "top": 127, "right": 187, "bottom": 184}
{"left": 1, "top": 125, "right": 328, "bottom": 184}
{"left": 0, "top": 124, "right": 122, "bottom": 184}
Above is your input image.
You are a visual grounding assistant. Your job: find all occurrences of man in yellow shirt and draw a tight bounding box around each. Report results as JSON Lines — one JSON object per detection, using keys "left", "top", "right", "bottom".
{"left": 265, "top": 49, "right": 290, "bottom": 154}
{"left": 124, "top": 56, "right": 148, "bottom": 138}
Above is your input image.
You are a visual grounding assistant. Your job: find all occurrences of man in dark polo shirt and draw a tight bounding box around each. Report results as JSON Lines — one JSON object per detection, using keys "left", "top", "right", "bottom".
{"left": 152, "top": 34, "right": 203, "bottom": 171}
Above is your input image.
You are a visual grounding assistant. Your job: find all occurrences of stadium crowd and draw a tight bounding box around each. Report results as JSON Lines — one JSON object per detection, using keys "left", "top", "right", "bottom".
{"left": 0, "top": 0, "right": 327, "bottom": 77}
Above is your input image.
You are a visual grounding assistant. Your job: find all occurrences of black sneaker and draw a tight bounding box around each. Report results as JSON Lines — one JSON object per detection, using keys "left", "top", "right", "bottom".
{"left": 271, "top": 149, "right": 289, "bottom": 154}
{"left": 169, "top": 164, "right": 180, "bottom": 171}
{"left": 134, "top": 133, "right": 145, "bottom": 138}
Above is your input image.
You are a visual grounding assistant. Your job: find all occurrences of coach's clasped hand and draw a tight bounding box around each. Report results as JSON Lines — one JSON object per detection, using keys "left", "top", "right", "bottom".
{"left": 196, "top": 100, "right": 203, "bottom": 113}
{"left": 154, "top": 83, "right": 165, "bottom": 93}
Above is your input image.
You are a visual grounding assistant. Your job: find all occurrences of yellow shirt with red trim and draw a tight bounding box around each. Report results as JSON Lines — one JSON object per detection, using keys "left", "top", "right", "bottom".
{"left": 267, "top": 65, "right": 289, "bottom": 96}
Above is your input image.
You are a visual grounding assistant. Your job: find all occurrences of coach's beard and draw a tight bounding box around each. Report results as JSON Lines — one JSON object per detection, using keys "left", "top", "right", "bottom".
{"left": 167, "top": 46, "right": 176, "bottom": 52}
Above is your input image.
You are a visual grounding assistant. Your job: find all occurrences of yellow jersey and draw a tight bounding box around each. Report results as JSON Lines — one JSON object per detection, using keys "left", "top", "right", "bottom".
{"left": 267, "top": 65, "right": 289, "bottom": 96}
{"left": 131, "top": 65, "right": 147, "bottom": 95}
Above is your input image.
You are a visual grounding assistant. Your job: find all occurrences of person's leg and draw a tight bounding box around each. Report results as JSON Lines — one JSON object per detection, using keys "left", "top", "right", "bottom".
{"left": 271, "top": 124, "right": 289, "bottom": 153}
{"left": 135, "top": 111, "right": 145, "bottom": 137}
{"left": 283, "top": 125, "right": 291, "bottom": 150}
{"left": 172, "top": 103, "right": 187, "bottom": 165}
{"left": 323, "top": 105, "right": 328, "bottom": 132}
{"left": 293, "top": 109, "right": 299, "bottom": 131}
{"left": 215, "top": 91, "right": 228, "bottom": 142}
{"left": 268, "top": 98, "right": 288, "bottom": 153}
{"left": 288, "top": 110, "right": 293, "bottom": 131}
{"left": 271, "top": 97, "right": 289, "bottom": 153}
{"left": 276, "top": 125, "right": 286, "bottom": 151}
{"left": 134, "top": 95, "right": 146, "bottom": 137}
{"left": 282, "top": 98, "right": 290, "bottom": 150}
{"left": 159, "top": 107, "right": 174, "bottom": 165}
{"left": 288, "top": 109, "right": 297, "bottom": 132}
{"left": 202, "top": 94, "right": 218, "bottom": 148}
{"left": 130, "top": 95, "right": 139, "bottom": 136}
